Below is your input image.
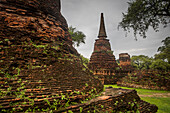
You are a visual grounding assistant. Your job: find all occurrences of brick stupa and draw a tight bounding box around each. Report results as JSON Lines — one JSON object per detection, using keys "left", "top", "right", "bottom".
{"left": 89, "top": 13, "right": 118, "bottom": 75}
{"left": 119, "top": 53, "right": 132, "bottom": 71}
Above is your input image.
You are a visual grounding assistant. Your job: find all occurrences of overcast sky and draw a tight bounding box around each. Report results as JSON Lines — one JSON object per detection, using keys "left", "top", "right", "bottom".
{"left": 61, "top": 0, "right": 170, "bottom": 59}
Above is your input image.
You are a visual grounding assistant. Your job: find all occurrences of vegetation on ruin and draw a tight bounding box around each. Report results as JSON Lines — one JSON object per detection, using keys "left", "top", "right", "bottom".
{"left": 1, "top": 0, "right": 168, "bottom": 112}
{"left": 0, "top": 69, "right": 101, "bottom": 112}
{"left": 0, "top": 36, "right": 102, "bottom": 112}
{"left": 119, "top": 0, "right": 170, "bottom": 39}
{"left": 118, "top": 37, "right": 170, "bottom": 91}
{"left": 80, "top": 55, "right": 89, "bottom": 69}
{"left": 105, "top": 85, "right": 170, "bottom": 113}
{"left": 1, "top": 69, "right": 142, "bottom": 113}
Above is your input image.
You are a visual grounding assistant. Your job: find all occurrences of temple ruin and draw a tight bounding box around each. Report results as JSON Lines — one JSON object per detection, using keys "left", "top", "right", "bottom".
{"left": 89, "top": 13, "right": 118, "bottom": 76}
{"left": 0, "top": 1, "right": 158, "bottom": 112}
{"left": 88, "top": 13, "right": 134, "bottom": 85}
{"left": 119, "top": 53, "right": 132, "bottom": 71}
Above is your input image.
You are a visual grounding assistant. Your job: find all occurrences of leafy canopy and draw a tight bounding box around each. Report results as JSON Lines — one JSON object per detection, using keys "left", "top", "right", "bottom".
{"left": 131, "top": 54, "right": 170, "bottom": 71}
{"left": 155, "top": 37, "right": 170, "bottom": 63}
{"left": 69, "top": 26, "right": 86, "bottom": 47}
{"left": 119, "top": 0, "right": 170, "bottom": 39}
{"left": 131, "top": 37, "right": 170, "bottom": 71}
{"left": 150, "top": 59, "right": 170, "bottom": 71}
{"left": 131, "top": 55, "right": 153, "bottom": 70}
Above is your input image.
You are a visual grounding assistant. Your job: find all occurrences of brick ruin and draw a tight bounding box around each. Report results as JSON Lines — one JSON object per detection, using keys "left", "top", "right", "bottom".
{"left": 58, "top": 87, "right": 158, "bottom": 113}
{"left": 119, "top": 53, "right": 132, "bottom": 72}
{"left": 117, "top": 70, "right": 170, "bottom": 91}
{"left": 118, "top": 54, "right": 170, "bottom": 91}
{"left": 0, "top": 1, "right": 158, "bottom": 112}
{"left": 89, "top": 13, "right": 118, "bottom": 76}
{"left": 88, "top": 14, "right": 133, "bottom": 85}
{"left": 0, "top": 0, "right": 103, "bottom": 112}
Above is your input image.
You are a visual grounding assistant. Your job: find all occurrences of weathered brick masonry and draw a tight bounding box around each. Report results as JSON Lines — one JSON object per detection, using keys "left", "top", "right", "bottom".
{"left": 89, "top": 13, "right": 118, "bottom": 76}
{"left": 0, "top": 0, "right": 157, "bottom": 112}
{"left": 0, "top": 0, "right": 103, "bottom": 112}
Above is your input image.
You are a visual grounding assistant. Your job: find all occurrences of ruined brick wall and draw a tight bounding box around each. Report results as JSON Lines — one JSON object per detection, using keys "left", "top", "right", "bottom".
{"left": 58, "top": 88, "right": 158, "bottom": 113}
{"left": 0, "top": 1, "right": 158, "bottom": 112}
{"left": 88, "top": 13, "right": 118, "bottom": 72}
{"left": 89, "top": 52, "right": 117, "bottom": 70}
{"left": 104, "top": 73, "right": 128, "bottom": 85}
{"left": 119, "top": 53, "right": 131, "bottom": 66}
{"left": 0, "top": 0, "right": 75, "bottom": 72}
{"left": 0, "top": 0, "right": 103, "bottom": 112}
{"left": 94, "top": 39, "right": 111, "bottom": 51}
{"left": 93, "top": 70, "right": 129, "bottom": 85}
{"left": 119, "top": 53, "right": 132, "bottom": 71}
{"left": 89, "top": 39, "right": 117, "bottom": 71}
{"left": 117, "top": 70, "right": 170, "bottom": 90}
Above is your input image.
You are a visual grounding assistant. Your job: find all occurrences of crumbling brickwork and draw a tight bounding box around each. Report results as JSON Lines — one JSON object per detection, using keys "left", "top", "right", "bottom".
{"left": 0, "top": 1, "right": 158, "bottom": 112}
{"left": 89, "top": 13, "right": 118, "bottom": 75}
{"left": 57, "top": 87, "right": 158, "bottom": 113}
{"left": 0, "top": 0, "right": 103, "bottom": 112}
{"left": 117, "top": 70, "right": 170, "bottom": 90}
{"left": 119, "top": 53, "right": 132, "bottom": 71}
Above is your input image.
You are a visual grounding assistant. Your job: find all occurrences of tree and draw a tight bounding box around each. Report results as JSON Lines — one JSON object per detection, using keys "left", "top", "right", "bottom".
{"left": 131, "top": 37, "right": 170, "bottom": 71}
{"left": 119, "top": 0, "right": 170, "bottom": 39}
{"left": 150, "top": 59, "right": 170, "bottom": 71}
{"left": 69, "top": 26, "right": 86, "bottom": 47}
{"left": 131, "top": 55, "right": 153, "bottom": 70}
{"left": 155, "top": 37, "right": 170, "bottom": 63}
{"left": 150, "top": 37, "right": 170, "bottom": 71}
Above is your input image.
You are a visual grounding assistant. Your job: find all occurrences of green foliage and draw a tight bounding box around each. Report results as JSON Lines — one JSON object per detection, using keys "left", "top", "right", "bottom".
{"left": 79, "top": 107, "right": 83, "bottom": 113}
{"left": 131, "top": 37, "right": 170, "bottom": 71}
{"left": 30, "top": 40, "right": 48, "bottom": 49}
{"left": 131, "top": 55, "right": 152, "bottom": 70}
{"left": 69, "top": 26, "right": 86, "bottom": 47}
{"left": 101, "top": 105, "right": 104, "bottom": 108}
{"left": 68, "top": 110, "right": 73, "bottom": 113}
{"left": 156, "top": 37, "right": 170, "bottom": 63}
{"left": 151, "top": 37, "right": 170, "bottom": 71}
{"left": 0, "top": 69, "right": 35, "bottom": 112}
{"left": 80, "top": 55, "right": 89, "bottom": 69}
{"left": 149, "top": 59, "right": 170, "bottom": 71}
{"left": 119, "top": 0, "right": 170, "bottom": 39}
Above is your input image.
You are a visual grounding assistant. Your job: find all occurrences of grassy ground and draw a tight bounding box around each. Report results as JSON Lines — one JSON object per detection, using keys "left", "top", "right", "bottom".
{"left": 105, "top": 85, "right": 170, "bottom": 113}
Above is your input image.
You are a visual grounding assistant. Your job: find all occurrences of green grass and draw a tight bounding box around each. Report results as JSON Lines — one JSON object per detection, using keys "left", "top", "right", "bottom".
{"left": 105, "top": 85, "right": 170, "bottom": 95}
{"left": 105, "top": 85, "right": 170, "bottom": 113}
{"left": 141, "top": 97, "right": 170, "bottom": 113}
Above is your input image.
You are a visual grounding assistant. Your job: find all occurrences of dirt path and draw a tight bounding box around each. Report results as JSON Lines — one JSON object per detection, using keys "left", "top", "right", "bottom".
{"left": 139, "top": 93, "right": 170, "bottom": 98}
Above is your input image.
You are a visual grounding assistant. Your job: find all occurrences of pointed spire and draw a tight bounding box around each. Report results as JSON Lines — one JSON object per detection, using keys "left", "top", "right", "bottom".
{"left": 98, "top": 13, "right": 107, "bottom": 38}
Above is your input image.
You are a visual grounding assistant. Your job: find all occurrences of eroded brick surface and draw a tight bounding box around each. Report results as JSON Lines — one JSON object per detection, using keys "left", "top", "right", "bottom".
{"left": 0, "top": 0, "right": 103, "bottom": 112}
{"left": 58, "top": 87, "right": 158, "bottom": 113}
{"left": 118, "top": 70, "right": 170, "bottom": 90}
{"left": 119, "top": 53, "right": 132, "bottom": 71}
{"left": 0, "top": 1, "right": 158, "bottom": 112}
{"left": 89, "top": 13, "right": 118, "bottom": 75}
